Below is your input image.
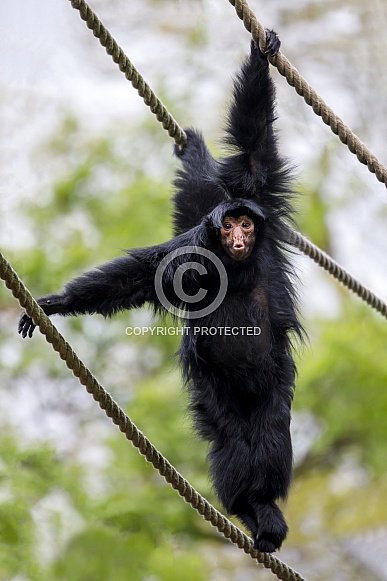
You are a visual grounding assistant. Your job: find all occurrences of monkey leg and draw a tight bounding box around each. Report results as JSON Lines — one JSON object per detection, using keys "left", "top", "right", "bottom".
{"left": 249, "top": 497, "right": 288, "bottom": 553}
{"left": 246, "top": 395, "right": 293, "bottom": 552}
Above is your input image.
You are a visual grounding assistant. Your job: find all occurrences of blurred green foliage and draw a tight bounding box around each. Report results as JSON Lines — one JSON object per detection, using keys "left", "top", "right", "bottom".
{"left": 1, "top": 115, "right": 386, "bottom": 579}
{"left": 0, "top": 120, "right": 216, "bottom": 579}
{"left": 296, "top": 302, "right": 387, "bottom": 476}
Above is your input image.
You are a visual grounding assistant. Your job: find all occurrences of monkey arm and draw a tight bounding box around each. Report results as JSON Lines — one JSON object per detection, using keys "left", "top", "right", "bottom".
{"left": 172, "top": 129, "right": 225, "bottom": 234}
{"left": 17, "top": 226, "right": 202, "bottom": 338}
{"left": 222, "top": 30, "right": 283, "bottom": 185}
{"left": 174, "top": 128, "right": 215, "bottom": 176}
{"left": 18, "top": 254, "right": 158, "bottom": 338}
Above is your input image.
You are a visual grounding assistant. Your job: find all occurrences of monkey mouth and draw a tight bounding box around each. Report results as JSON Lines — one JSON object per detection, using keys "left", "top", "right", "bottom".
{"left": 234, "top": 243, "right": 245, "bottom": 251}
{"left": 226, "top": 243, "right": 253, "bottom": 261}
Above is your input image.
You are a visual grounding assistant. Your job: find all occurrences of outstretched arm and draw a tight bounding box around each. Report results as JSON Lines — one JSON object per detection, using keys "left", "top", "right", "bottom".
{"left": 173, "top": 129, "right": 225, "bottom": 234}
{"left": 18, "top": 253, "right": 158, "bottom": 338}
{"left": 222, "top": 30, "right": 283, "bottom": 189}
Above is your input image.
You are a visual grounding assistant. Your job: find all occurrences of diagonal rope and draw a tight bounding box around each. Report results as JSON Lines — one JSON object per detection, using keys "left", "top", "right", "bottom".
{"left": 2, "top": 5, "right": 383, "bottom": 578}
{"left": 69, "top": 0, "right": 387, "bottom": 186}
{"left": 69, "top": 0, "right": 186, "bottom": 148}
{"left": 66, "top": 0, "right": 387, "bottom": 316}
{"left": 283, "top": 225, "right": 387, "bottom": 319}
{"left": 228, "top": 0, "right": 387, "bottom": 188}
{"left": 0, "top": 249, "right": 306, "bottom": 581}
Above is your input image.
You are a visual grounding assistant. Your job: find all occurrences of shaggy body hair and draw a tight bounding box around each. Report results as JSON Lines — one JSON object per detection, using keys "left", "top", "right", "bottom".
{"left": 19, "top": 32, "right": 302, "bottom": 553}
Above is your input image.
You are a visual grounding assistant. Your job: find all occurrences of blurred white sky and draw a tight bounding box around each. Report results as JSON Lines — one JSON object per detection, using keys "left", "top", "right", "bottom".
{"left": 0, "top": 0, "right": 386, "bottom": 311}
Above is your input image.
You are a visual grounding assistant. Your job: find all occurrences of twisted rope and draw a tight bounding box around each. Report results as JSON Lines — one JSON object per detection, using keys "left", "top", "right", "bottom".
{"left": 69, "top": 0, "right": 187, "bottom": 148}
{"left": 66, "top": 0, "right": 387, "bottom": 313}
{"left": 284, "top": 226, "right": 387, "bottom": 319}
{"left": 3, "top": 4, "right": 383, "bottom": 578}
{"left": 228, "top": 0, "right": 387, "bottom": 188}
{"left": 0, "top": 249, "right": 306, "bottom": 581}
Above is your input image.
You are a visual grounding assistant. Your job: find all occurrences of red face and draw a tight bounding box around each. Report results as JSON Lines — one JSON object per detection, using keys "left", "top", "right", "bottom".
{"left": 220, "top": 215, "right": 256, "bottom": 261}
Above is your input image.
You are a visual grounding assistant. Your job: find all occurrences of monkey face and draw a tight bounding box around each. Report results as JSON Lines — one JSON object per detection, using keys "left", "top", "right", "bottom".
{"left": 220, "top": 214, "right": 256, "bottom": 261}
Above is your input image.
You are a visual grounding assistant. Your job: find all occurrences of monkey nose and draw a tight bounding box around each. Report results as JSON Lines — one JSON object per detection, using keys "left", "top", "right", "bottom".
{"left": 233, "top": 230, "right": 245, "bottom": 249}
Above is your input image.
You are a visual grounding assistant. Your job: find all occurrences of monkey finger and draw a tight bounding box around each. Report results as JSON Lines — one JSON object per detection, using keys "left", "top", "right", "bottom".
{"left": 19, "top": 316, "right": 34, "bottom": 338}
{"left": 264, "top": 29, "right": 281, "bottom": 57}
{"left": 28, "top": 322, "right": 36, "bottom": 338}
{"left": 18, "top": 314, "right": 28, "bottom": 334}
{"left": 21, "top": 320, "right": 30, "bottom": 338}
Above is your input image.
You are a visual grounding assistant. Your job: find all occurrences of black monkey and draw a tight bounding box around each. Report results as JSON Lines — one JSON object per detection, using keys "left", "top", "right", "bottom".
{"left": 18, "top": 30, "right": 303, "bottom": 553}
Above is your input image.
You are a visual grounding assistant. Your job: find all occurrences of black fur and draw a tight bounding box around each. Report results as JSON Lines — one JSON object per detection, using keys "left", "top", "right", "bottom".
{"left": 18, "top": 31, "right": 302, "bottom": 553}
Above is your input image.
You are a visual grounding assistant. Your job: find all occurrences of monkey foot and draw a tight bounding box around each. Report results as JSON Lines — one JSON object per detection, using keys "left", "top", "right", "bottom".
{"left": 254, "top": 532, "right": 280, "bottom": 554}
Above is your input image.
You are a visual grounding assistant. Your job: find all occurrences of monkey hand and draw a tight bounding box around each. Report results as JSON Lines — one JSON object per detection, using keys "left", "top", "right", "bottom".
{"left": 264, "top": 29, "right": 281, "bottom": 56}
{"left": 252, "top": 30, "right": 281, "bottom": 59}
{"left": 18, "top": 294, "right": 64, "bottom": 338}
{"left": 173, "top": 128, "right": 205, "bottom": 159}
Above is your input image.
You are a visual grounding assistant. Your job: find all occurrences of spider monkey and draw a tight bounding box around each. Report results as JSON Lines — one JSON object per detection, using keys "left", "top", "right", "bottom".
{"left": 18, "top": 30, "right": 303, "bottom": 553}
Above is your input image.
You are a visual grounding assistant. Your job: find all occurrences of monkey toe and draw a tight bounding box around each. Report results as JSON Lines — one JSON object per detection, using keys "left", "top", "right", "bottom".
{"left": 264, "top": 29, "right": 281, "bottom": 56}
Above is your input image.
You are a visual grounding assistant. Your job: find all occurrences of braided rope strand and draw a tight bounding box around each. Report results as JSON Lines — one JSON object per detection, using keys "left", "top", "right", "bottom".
{"left": 69, "top": 0, "right": 186, "bottom": 147}
{"left": 0, "top": 250, "right": 306, "bottom": 581}
{"left": 67, "top": 0, "right": 387, "bottom": 311}
{"left": 2, "top": 3, "right": 384, "bottom": 577}
{"left": 284, "top": 225, "right": 387, "bottom": 319}
{"left": 229, "top": 0, "right": 387, "bottom": 188}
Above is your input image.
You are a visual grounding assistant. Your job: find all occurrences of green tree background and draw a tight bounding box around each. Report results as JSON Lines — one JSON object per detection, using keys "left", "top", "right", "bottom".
{"left": 1, "top": 1, "right": 387, "bottom": 579}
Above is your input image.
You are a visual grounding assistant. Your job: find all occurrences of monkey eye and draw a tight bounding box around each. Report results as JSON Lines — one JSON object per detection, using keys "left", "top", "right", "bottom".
{"left": 223, "top": 223, "right": 232, "bottom": 230}
{"left": 242, "top": 222, "right": 252, "bottom": 228}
